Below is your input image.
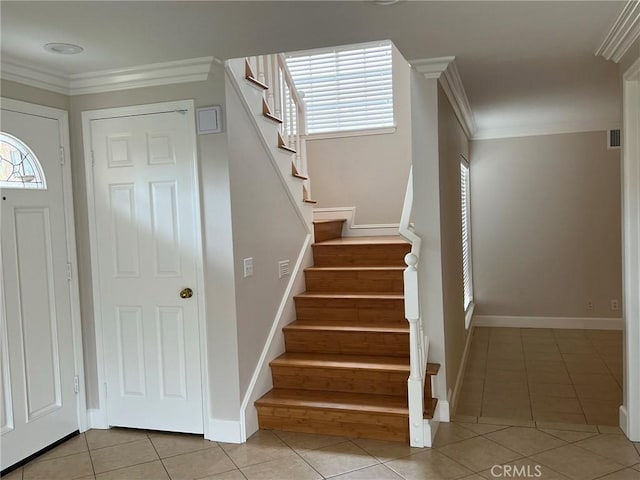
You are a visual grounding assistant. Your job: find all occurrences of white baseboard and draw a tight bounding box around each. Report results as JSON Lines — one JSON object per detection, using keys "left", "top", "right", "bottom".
{"left": 620, "top": 405, "right": 629, "bottom": 437}
{"left": 434, "top": 399, "right": 450, "bottom": 422}
{"left": 423, "top": 419, "right": 440, "bottom": 448}
{"left": 87, "top": 408, "right": 108, "bottom": 429}
{"left": 450, "top": 320, "right": 475, "bottom": 416}
{"left": 208, "top": 418, "right": 243, "bottom": 444}
{"left": 473, "top": 315, "right": 623, "bottom": 330}
{"left": 313, "top": 207, "right": 399, "bottom": 237}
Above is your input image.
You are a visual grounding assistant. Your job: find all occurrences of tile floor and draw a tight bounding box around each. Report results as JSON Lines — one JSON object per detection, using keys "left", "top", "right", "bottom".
{"left": 3, "top": 421, "right": 640, "bottom": 479}
{"left": 456, "top": 327, "right": 623, "bottom": 426}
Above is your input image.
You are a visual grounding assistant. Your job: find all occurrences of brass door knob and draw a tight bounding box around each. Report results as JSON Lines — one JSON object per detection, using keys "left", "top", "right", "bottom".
{"left": 179, "top": 287, "right": 193, "bottom": 299}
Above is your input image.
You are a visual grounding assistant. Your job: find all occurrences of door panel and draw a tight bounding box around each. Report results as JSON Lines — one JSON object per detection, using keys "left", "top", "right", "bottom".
{"left": 1, "top": 108, "right": 77, "bottom": 470}
{"left": 90, "top": 109, "right": 203, "bottom": 433}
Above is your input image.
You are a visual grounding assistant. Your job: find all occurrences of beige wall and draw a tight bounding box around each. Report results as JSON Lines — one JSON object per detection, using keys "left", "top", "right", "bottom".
{"left": 437, "top": 85, "right": 470, "bottom": 392}
{"left": 1, "top": 80, "right": 70, "bottom": 111}
{"left": 470, "top": 131, "right": 622, "bottom": 319}
{"left": 305, "top": 45, "right": 412, "bottom": 225}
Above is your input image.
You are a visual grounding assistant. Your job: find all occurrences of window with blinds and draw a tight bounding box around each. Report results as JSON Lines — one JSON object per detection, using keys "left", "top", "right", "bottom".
{"left": 286, "top": 42, "right": 394, "bottom": 135}
{"left": 461, "top": 159, "right": 473, "bottom": 311}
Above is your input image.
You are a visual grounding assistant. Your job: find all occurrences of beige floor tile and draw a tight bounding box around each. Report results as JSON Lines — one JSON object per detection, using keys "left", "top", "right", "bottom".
{"left": 351, "top": 438, "right": 422, "bottom": 461}
{"left": 531, "top": 396, "right": 583, "bottom": 414}
{"left": 464, "top": 364, "right": 487, "bottom": 380}
{"left": 274, "top": 430, "right": 347, "bottom": 452}
{"left": 298, "top": 441, "right": 377, "bottom": 478}
{"left": 527, "top": 369, "right": 572, "bottom": 384}
{"left": 23, "top": 452, "right": 94, "bottom": 480}
{"left": 535, "top": 422, "right": 598, "bottom": 432}
{"left": 461, "top": 475, "right": 485, "bottom": 480}
{"left": 478, "top": 417, "right": 535, "bottom": 428}
{"left": 478, "top": 458, "right": 570, "bottom": 479}
{"left": 432, "top": 423, "right": 478, "bottom": 448}
{"left": 330, "top": 464, "right": 404, "bottom": 480}
{"left": 533, "top": 412, "right": 587, "bottom": 424}
{"left": 564, "top": 360, "right": 610, "bottom": 374}
{"left": 161, "top": 448, "right": 236, "bottom": 480}
{"left": 436, "top": 436, "right": 521, "bottom": 472}
{"left": 569, "top": 372, "right": 620, "bottom": 387}
{"left": 525, "top": 360, "right": 568, "bottom": 373}
{"left": 634, "top": 464, "right": 640, "bottom": 472}
{"left": 529, "top": 383, "right": 577, "bottom": 399}
{"left": 456, "top": 422, "right": 508, "bottom": 435}
{"left": 489, "top": 328, "right": 522, "bottom": 337}
{"left": 220, "top": 430, "right": 293, "bottom": 468}
{"left": 531, "top": 444, "right": 624, "bottom": 480}
{"left": 482, "top": 390, "right": 531, "bottom": 405}
{"left": 386, "top": 449, "right": 473, "bottom": 480}
{"left": 451, "top": 414, "right": 478, "bottom": 423}
{"left": 485, "top": 427, "right": 566, "bottom": 456}
{"left": 556, "top": 341, "right": 596, "bottom": 354}
{"left": 591, "top": 468, "right": 640, "bottom": 480}
{"left": 94, "top": 460, "right": 169, "bottom": 479}
{"left": 90, "top": 438, "right": 159, "bottom": 474}
{"left": 486, "top": 359, "right": 526, "bottom": 372}
{"left": 599, "top": 426, "right": 625, "bottom": 434}
{"left": 525, "top": 350, "right": 564, "bottom": 362}
{"left": 1, "top": 467, "right": 23, "bottom": 480}
{"left": 574, "top": 383, "right": 622, "bottom": 401}
{"left": 240, "top": 452, "right": 321, "bottom": 480}
{"left": 456, "top": 401, "right": 482, "bottom": 416}
{"left": 523, "top": 343, "right": 561, "bottom": 354}
{"left": 522, "top": 328, "right": 555, "bottom": 337}
{"left": 481, "top": 402, "right": 532, "bottom": 420}
{"left": 33, "top": 434, "right": 88, "bottom": 463}
{"left": 197, "top": 469, "right": 246, "bottom": 480}
{"left": 149, "top": 432, "right": 217, "bottom": 459}
{"left": 483, "top": 370, "right": 526, "bottom": 383}
{"left": 85, "top": 428, "right": 148, "bottom": 451}
{"left": 538, "top": 428, "right": 599, "bottom": 442}
{"left": 575, "top": 434, "right": 640, "bottom": 466}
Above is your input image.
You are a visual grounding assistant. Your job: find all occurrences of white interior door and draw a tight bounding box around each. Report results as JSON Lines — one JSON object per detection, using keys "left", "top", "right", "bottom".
{"left": 89, "top": 104, "right": 203, "bottom": 433}
{"left": 0, "top": 105, "right": 78, "bottom": 469}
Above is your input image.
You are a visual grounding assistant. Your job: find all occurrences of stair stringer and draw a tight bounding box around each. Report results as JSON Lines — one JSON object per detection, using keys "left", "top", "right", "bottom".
{"left": 225, "top": 58, "right": 313, "bottom": 228}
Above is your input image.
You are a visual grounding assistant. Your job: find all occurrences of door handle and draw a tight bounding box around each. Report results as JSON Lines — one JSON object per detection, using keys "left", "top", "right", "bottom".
{"left": 179, "top": 287, "right": 193, "bottom": 299}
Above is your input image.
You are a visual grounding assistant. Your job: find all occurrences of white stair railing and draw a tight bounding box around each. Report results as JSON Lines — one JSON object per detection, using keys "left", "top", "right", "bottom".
{"left": 246, "top": 54, "right": 309, "bottom": 196}
{"left": 399, "top": 166, "right": 431, "bottom": 447}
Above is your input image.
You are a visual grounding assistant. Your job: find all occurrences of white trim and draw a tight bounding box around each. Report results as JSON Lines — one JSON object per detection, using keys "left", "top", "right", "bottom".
{"left": 473, "top": 315, "right": 623, "bottom": 330}
{"left": 239, "top": 233, "right": 312, "bottom": 442}
{"left": 313, "top": 206, "right": 400, "bottom": 237}
{"left": 1, "top": 56, "right": 216, "bottom": 96}
{"left": 434, "top": 399, "right": 450, "bottom": 423}
{"left": 622, "top": 56, "right": 640, "bottom": 442}
{"left": 0, "top": 98, "right": 87, "bottom": 434}
{"left": 81, "top": 100, "right": 210, "bottom": 437}
{"left": 208, "top": 418, "right": 243, "bottom": 444}
{"left": 464, "top": 302, "right": 475, "bottom": 331}
{"left": 451, "top": 319, "right": 475, "bottom": 417}
{"left": 305, "top": 125, "right": 397, "bottom": 141}
{"left": 87, "top": 408, "right": 108, "bottom": 430}
{"left": 411, "top": 57, "right": 477, "bottom": 139}
{"left": 474, "top": 122, "right": 621, "bottom": 141}
{"left": 595, "top": 0, "right": 640, "bottom": 63}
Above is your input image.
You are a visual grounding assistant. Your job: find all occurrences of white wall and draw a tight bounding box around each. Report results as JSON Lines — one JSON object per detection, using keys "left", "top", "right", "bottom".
{"left": 470, "top": 131, "right": 622, "bottom": 320}
{"left": 306, "top": 45, "right": 412, "bottom": 225}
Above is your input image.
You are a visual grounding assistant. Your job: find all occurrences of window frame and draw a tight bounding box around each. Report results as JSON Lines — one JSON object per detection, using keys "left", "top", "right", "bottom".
{"left": 0, "top": 132, "right": 47, "bottom": 190}
{"left": 460, "top": 154, "right": 474, "bottom": 328}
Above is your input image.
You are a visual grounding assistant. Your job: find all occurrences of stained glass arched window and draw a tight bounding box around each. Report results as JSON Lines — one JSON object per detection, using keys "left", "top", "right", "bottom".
{"left": 0, "top": 132, "right": 47, "bottom": 189}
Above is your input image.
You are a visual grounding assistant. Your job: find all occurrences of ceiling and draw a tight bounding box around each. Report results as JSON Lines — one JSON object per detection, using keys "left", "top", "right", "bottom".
{"left": 0, "top": 1, "right": 625, "bottom": 138}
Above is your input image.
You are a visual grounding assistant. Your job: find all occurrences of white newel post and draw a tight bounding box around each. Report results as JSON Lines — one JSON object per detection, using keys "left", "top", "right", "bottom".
{"left": 405, "top": 253, "right": 425, "bottom": 447}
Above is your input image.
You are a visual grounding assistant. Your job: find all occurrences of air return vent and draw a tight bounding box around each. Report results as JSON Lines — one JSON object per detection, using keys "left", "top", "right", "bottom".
{"left": 608, "top": 129, "right": 621, "bottom": 149}
{"left": 278, "top": 260, "right": 290, "bottom": 278}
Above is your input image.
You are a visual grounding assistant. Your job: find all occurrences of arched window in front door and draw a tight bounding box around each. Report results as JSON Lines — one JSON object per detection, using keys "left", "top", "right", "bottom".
{"left": 0, "top": 132, "right": 47, "bottom": 189}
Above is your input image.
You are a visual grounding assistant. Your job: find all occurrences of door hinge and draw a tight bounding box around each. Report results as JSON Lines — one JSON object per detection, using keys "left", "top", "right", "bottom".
{"left": 74, "top": 375, "right": 79, "bottom": 394}
{"left": 66, "top": 262, "right": 72, "bottom": 281}
{"left": 59, "top": 146, "right": 65, "bottom": 165}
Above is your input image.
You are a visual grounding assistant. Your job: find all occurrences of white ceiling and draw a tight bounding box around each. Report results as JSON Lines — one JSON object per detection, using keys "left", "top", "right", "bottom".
{"left": 0, "top": 1, "right": 625, "bottom": 138}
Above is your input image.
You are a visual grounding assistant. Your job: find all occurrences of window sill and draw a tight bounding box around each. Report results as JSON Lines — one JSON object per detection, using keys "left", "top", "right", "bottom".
{"left": 465, "top": 302, "right": 475, "bottom": 330}
{"left": 305, "top": 125, "right": 397, "bottom": 141}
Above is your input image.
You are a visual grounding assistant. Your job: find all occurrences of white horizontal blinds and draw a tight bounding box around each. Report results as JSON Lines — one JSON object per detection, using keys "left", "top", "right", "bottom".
{"left": 286, "top": 42, "right": 393, "bottom": 134}
{"left": 461, "top": 160, "right": 473, "bottom": 311}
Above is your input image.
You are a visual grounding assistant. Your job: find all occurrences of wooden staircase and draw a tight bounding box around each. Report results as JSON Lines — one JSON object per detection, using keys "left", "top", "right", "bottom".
{"left": 255, "top": 220, "right": 440, "bottom": 443}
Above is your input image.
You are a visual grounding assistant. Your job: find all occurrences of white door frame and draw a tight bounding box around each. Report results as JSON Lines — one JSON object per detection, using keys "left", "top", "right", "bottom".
{"left": 0, "top": 97, "right": 87, "bottom": 433}
{"left": 81, "top": 100, "right": 210, "bottom": 437}
{"left": 621, "top": 57, "right": 640, "bottom": 442}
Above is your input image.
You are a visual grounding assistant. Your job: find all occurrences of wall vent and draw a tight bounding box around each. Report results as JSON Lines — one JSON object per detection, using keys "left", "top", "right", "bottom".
{"left": 278, "top": 260, "right": 290, "bottom": 278}
{"left": 608, "top": 129, "right": 621, "bottom": 149}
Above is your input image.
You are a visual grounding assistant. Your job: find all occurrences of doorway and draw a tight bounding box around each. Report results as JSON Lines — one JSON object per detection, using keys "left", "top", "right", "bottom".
{"left": 82, "top": 100, "right": 207, "bottom": 434}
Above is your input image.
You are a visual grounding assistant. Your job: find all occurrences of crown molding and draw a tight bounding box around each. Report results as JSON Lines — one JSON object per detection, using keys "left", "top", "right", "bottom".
{"left": 1, "top": 56, "right": 217, "bottom": 96}
{"left": 411, "top": 56, "right": 477, "bottom": 139}
{"left": 473, "top": 120, "right": 621, "bottom": 141}
{"left": 595, "top": 0, "right": 640, "bottom": 63}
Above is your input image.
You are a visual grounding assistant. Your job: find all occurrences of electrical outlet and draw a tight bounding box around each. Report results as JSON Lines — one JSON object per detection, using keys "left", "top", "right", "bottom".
{"left": 243, "top": 257, "right": 253, "bottom": 277}
{"left": 611, "top": 299, "right": 620, "bottom": 311}
{"left": 587, "top": 300, "right": 593, "bottom": 310}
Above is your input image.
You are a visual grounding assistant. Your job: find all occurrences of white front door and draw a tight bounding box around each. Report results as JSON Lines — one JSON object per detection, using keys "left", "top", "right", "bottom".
{"left": 88, "top": 103, "right": 204, "bottom": 433}
{"left": 1, "top": 103, "right": 79, "bottom": 469}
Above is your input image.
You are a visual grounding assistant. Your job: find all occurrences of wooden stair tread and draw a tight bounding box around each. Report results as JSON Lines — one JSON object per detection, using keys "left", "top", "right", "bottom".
{"left": 293, "top": 173, "right": 308, "bottom": 180}
{"left": 427, "top": 363, "right": 441, "bottom": 376}
{"left": 295, "top": 292, "right": 404, "bottom": 300}
{"left": 256, "top": 389, "right": 409, "bottom": 416}
{"left": 314, "top": 236, "right": 409, "bottom": 246}
{"left": 271, "top": 352, "right": 410, "bottom": 372}
{"left": 283, "top": 321, "right": 408, "bottom": 333}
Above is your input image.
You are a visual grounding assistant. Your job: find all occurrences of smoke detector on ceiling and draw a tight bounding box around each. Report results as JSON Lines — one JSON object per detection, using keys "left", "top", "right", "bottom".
{"left": 43, "top": 43, "right": 84, "bottom": 55}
